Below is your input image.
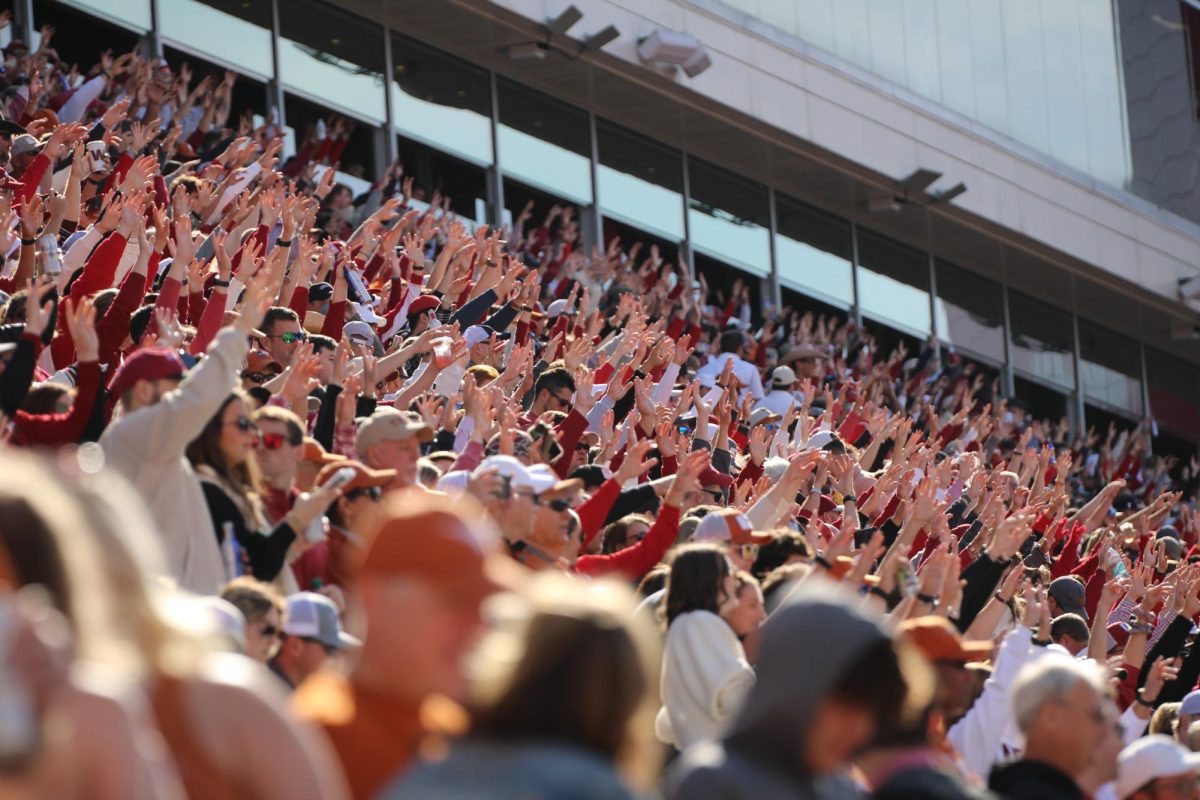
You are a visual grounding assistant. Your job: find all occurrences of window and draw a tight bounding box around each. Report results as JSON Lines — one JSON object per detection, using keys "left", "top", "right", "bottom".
{"left": 695, "top": 252, "right": 762, "bottom": 326}
{"left": 37, "top": 2, "right": 143, "bottom": 67}
{"left": 283, "top": 93, "right": 379, "bottom": 192}
{"left": 278, "top": 0, "right": 386, "bottom": 122}
{"left": 497, "top": 80, "right": 592, "bottom": 205}
{"left": 391, "top": 34, "right": 493, "bottom": 166}
{"left": 687, "top": 159, "right": 770, "bottom": 276}
{"left": 934, "top": 260, "right": 1005, "bottom": 363}
{"left": 1077, "top": 319, "right": 1142, "bottom": 414}
{"left": 159, "top": 0, "right": 273, "bottom": 78}
{"left": 774, "top": 193, "right": 853, "bottom": 309}
{"left": 1007, "top": 290, "right": 1075, "bottom": 389}
{"left": 53, "top": 0, "right": 149, "bottom": 31}
{"left": 856, "top": 229, "right": 931, "bottom": 336}
{"left": 596, "top": 120, "right": 685, "bottom": 242}
{"left": 1146, "top": 348, "right": 1200, "bottom": 438}
{"left": 396, "top": 135, "right": 489, "bottom": 224}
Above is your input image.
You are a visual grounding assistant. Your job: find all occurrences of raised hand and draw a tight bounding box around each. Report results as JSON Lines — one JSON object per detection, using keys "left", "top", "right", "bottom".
{"left": 64, "top": 296, "right": 99, "bottom": 362}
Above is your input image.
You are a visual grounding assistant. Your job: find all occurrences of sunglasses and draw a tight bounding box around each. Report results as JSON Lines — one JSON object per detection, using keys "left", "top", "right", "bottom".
{"left": 574, "top": 442, "right": 591, "bottom": 452}
{"left": 258, "top": 432, "right": 299, "bottom": 451}
{"left": 226, "top": 416, "right": 257, "bottom": 433}
{"left": 546, "top": 498, "right": 571, "bottom": 513}
{"left": 346, "top": 486, "right": 383, "bottom": 501}
{"left": 260, "top": 624, "right": 281, "bottom": 639}
{"left": 703, "top": 488, "right": 725, "bottom": 502}
{"left": 270, "top": 331, "right": 307, "bottom": 344}
{"left": 242, "top": 371, "right": 274, "bottom": 384}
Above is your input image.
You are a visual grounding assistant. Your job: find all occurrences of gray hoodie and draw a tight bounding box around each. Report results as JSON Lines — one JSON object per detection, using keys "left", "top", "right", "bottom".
{"left": 664, "top": 581, "right": 888, "bottom": 800}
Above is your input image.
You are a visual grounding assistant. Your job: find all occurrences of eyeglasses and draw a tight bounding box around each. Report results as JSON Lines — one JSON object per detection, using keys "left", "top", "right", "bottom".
{"left": 225, "top": 416, "right": 258, "bottom": 433}
{"left": 259, "top": 624, "right": 281, "bottom": 639}
{"left": 737, "top": 543, "right": 760, "bottom": 561}
{"left": 258, "top": 432, "right": 299, "bottom": 451}
{"left": 545, "top": 498, "right": 571, "bottom": 513}
{"left": 345, "top": 486, "right": 382, "bottom": 501}
{"left": 269, "top": 331, "right": 307, "bottom": 344}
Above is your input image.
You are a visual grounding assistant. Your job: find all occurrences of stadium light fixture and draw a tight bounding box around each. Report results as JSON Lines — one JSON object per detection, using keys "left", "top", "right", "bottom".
{"left": 637, "top": 29, "right": 712, "bottom": 77}
{"left": 584, "top": 24, "right": 621, "bottom": 51}
{"left": 546, "top": 5, "right": 584, "bottom": 35}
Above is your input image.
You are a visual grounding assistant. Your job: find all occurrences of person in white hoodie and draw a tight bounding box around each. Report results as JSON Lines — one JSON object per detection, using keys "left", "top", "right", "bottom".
{"left": 656, "top": 542, "right": 755, "bottom": 751}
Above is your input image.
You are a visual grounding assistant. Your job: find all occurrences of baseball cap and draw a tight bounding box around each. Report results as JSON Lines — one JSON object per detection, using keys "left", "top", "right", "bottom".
{"left": 1180, "top": 689, "right": 1200, "bottom": 717}
{"left": 244, "top": 349, "right": 282, "bottom": 375}
{"left": 1048, "top": 576, "right": 1089, "bottom": 621}
{"left": 1116, "top": 735, "right": 1200, "bottom": 799}
{"left": 899, "top": 616, "right": 993, "bottom": 663}
{"left": 771, "top": 365, "right": 796, "bottom": 387}
{"left": 360, "top": 489, "right": 524, "bottom": 606}
{"left": 10, "top": 133, "right": 40, "bottom": 158}
{"left": 693, "top": 510, "right": 772, "bottom": 546}
{"left": 283, "top": 592, "right": 360, "bottom": 650}
{"left": 0, "top": 114, "right": 25, "bottom": 136}
{"left": 472, "top": 455, "right": 547, "bottom": 493}
{"left": 406, "top": 294, "right": 440, "bottom": 318}
{"left": 110, "top": 348, "right": 185, "bottom": 397}
{"left": 698, "top": 465, "right": 734, "bottom": 490}
{"left": 307, "top": 282, "right": 333, "bottom": 303}
{"left": 747, "top": 408, "right": 781, "bottom": 428}
{"left": 301, "top": 437, "right": 346, "bottom": 466}
{"left": 355, "top": 408, "right": 433, "bottom": 459}
{"left": 343, "top": 320, "right": 379, "bottom": 348}
{"left": 314, "top": 460, "right": 396, "bottom": 493}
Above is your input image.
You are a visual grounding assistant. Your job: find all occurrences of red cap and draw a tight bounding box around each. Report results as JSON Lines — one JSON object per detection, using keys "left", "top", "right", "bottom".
{"left": 110, "top": 348, "right": 185, "bottom": 397}
{"left": 406, "top": 295, "right": 440, "bottom": 318}
{"left": 699, "top": 465, "right": 734, "bottom": 489}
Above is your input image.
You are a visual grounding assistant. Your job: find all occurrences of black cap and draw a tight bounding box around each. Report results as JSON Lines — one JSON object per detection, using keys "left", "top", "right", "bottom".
{"left": 307, "top": 282, "right": 333, "bottom": 303}
{"left": 0, "top": 115, "right": 26, "bottom": 136}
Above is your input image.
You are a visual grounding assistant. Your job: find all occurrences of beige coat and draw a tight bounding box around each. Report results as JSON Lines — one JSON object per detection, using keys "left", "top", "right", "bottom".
{"left": 100, "top": 328, "right": 249, "bottom": 595}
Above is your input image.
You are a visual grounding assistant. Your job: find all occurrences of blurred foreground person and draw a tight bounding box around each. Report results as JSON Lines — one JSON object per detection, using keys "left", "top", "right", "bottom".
{"left": 0, "top": 450, "right": 350, "bottom": 800}
{"left": 293, "top": 489, "right": 521, "bottom": 799}
{"left": 219, "top": 577, "right": 285, "bottom": 663}
{"left": 382, "top": 573, "right": 660, "bottom": 799}
{"left": 666, "top": 578, "right": 932, "bottom": 800}
{"left": 1116, "top": 735, "right": 1200, "bottom": 800}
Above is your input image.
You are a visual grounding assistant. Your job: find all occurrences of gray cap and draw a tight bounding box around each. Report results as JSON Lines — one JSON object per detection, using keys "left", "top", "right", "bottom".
{"left": 283, "top": 592, "right": 360, "bottom": 650}
{"left": 1048, "top": 576, "right": 1088, "bottom": 621}
{"left": 10, "top": 133, "right": 39, "bottom": 158}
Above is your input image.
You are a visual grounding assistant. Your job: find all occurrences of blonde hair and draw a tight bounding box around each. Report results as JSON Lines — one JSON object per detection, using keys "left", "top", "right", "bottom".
{"left": 466, "top": 574, "right": 662, "bottom": 790}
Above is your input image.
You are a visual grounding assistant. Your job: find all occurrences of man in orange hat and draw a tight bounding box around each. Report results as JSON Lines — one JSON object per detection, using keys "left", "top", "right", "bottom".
{"left": 295, "top": 436, "right": 347, "bottom": 491}
{"left": 899, "top": 616, "right": 993, "bottom": 727}
{"left": 291, "top": 460, "right": 396, "bottom": 593}
{"left": 293, "top": 489, "right": 520, "bottom": 799}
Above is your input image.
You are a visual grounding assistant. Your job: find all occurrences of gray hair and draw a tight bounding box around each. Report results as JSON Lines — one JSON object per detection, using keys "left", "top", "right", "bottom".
{"left": 1011, "top": 657, "right": 1106, "bottom": 734}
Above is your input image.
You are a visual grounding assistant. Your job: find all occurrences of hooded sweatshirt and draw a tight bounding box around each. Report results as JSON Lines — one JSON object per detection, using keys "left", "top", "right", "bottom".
{"left": 665, "top": 581, "right": 890, "bottom": 800}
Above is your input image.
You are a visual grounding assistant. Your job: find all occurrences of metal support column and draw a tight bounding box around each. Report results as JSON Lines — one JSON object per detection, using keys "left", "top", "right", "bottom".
{"left": 14, "top": 0, "right": 33, "bottom": 51}
{"left": 584, "top": 110, "right": 602, "bottom": 254}
{"left": 487, "top": 71, "right": 504, "bottom": 225}
{"left": 147, "top": 0, "right": 163, "bottom": 56}
{"left": 927, "top": 250, "right": 940, "bottom": 364}
{"left": 680, "top": 151, "right": 694, "bottom": 278}
{"left": 268, "top": 0, "right": 286, "bottom": 130}
{"left": 848, "top": 220, "right": 863, "bottom": 327}
{"left": 1070, "top": 311, "right": 1086, "bottom": 438}
{"left": 766, "top": 187, "right": 782, "bottom": 315}
{"left": 1000, "top": 286, "right": 1015, "bottom": 397}
{"left": 380, "top": 26, "right": 397, "bottom": 167}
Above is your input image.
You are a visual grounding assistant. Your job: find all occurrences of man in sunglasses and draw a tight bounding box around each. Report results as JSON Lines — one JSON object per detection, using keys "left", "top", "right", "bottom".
{"left": 269, "top": 591, "right": 359, "bottom": 692}
{"left": 251, "top": 406, "right": 306, "bottom": 524}
{"left": 523, "top": 366, "right": 576, "bottom": 424}
{"left": 291, "top": 460, "right": 396, "bottom": 594}
{"left": 260, "top": 306, "right": 308, "bottom": 367}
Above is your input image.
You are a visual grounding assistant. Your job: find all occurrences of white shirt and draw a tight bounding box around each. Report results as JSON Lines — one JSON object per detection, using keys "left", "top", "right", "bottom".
{"left": 756, "top": 388, "right": 797, "bottom": 418}
{"left": 695, "top": 353, "right": 765, "bottom": 401}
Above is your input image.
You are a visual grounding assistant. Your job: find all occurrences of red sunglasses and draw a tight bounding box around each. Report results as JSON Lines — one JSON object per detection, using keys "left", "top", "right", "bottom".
{"left": 257, "top": 433, "right": 296, "bottom": 451}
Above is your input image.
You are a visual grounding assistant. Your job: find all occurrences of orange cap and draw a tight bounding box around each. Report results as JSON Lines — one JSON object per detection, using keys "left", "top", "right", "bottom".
{"left": 360, "top": 489, "right": 524, "bottom": 606}
{"left": 245, "top": 349, "right": 282, "bottom": 375}
{"left": 301, "top": 437, "right": 346, "bottom": 465}
{"left": 898, "top": 616, "right": 993, "bottom": 663}
{"left": 315, "top": 460, "right": 396, "bottom": 493}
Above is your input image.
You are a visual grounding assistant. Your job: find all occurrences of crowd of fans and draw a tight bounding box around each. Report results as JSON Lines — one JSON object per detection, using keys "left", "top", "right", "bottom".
{"left": 5, "top": 23, "right": 1200, "bottom": 800}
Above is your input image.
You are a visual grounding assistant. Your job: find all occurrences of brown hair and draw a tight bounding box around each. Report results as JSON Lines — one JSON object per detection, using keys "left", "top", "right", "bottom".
{"left": 220, "top": 577, "right": 284, "bottom": 626}
{"left": 187, "top": 391, "right": 265, "bottom": 501}
{"left": 664, "top": 542, "right": 732, "bottom": 628}
{"left": 250, "top": 404, "right": 304, "bottom": 446}
{"left": 468, "top": 575, "right": 661, "bottom": 790}
{"left": 20, "top": 382, "right": 71, "bottom": 415}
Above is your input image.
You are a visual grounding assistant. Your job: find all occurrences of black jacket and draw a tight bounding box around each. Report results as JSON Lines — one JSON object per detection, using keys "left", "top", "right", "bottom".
{"left": 988, "top": 759, "right": 1084, "bottom": 800}
{"left": 872, "top": 765, "right": 996, "bottom": 800}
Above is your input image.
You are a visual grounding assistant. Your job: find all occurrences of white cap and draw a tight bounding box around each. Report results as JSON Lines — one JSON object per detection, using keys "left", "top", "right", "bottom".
{"left": 436, "top": 469, "right": 470, "bottom": 494}
{"left": 1117, "top": 735, "right": 1200, "bottom": 798}
{"left": 545, "top": 298, "right": 569, "bottom": 317}
{"left": 524, "top": 464, "right": 561, "bottom": 494}
{"left": 464, "top": 325, "right": 491, "bottom": 348}
{"left": 473, "top": 455, "right": 538, "bottom": 491}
